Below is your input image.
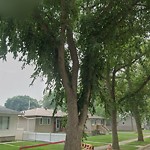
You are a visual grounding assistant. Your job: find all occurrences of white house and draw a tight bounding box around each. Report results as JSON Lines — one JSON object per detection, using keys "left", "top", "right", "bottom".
{"left": 0, "top": 106, "right": 19, "bottom": 142}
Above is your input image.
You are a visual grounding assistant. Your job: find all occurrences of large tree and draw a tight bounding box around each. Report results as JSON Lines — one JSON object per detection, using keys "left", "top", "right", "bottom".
{"left": 79, "top": 1, "right": 150, "bottom": 149}
{"left": 89, "top": 36, "right": 150, "bottom": 148}
{"left": 5, "top": 95, "right": 40, "bottom": 111}
{"left": 0, "top": 1, "right": 150, "bottom": 150}
{"left": 123, "top": 51, "right": 150, "bottom": 141}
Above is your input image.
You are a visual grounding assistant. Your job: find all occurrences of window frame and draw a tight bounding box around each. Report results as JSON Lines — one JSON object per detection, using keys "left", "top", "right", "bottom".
{"left": 0, "top": 116, "right": 10, "bottom": 130}
{"left": 39, "top": 117, "right": 51, "bottom": 125}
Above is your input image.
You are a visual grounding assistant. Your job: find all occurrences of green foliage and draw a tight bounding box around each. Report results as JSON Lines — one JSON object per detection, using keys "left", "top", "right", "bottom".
{"left": 0, "top": 0, "right": 149, "bottom": 114}
{"left": 40, "top": 91, "right": 66, "bottom": 111}
{"left": 0, "top": 0, "right": 40, "bottom": 17}
{"left": 0, "top": 2, "right": 150, "bottom": 149}
{"left": 5, "top": 95, "right": 40, "bottom": 111}
{"left": 40, "top": 93, "right": 56, "bottom": 109}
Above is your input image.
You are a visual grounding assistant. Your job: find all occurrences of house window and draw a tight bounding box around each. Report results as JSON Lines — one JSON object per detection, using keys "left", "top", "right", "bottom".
{"left": 91, "top": 119, "right": 96, "bottom": 125}
{"left": 0, "top": 116, "right": 10, "bottom": 130}
{"left": 101, "top": 119, "right": 104, "bottom": 125}
{"left": 39, "top": 117, "right": 51, "bottom": 125}
{"left": 56, "top": 119, "right": 61, "bottom": 129}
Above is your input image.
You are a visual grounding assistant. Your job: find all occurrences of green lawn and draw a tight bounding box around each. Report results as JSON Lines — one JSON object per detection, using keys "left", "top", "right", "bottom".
{"left": 120, "top": 137, "right": 150, "bottom": 150}
{"left": 83, "top": 131, "right": 138, "bottom": 146}
{"left": 0, "top": 141, "right": 64, "bottom": 150}
{"left": 0, "top": 131, "right": 149, "bottom": 150}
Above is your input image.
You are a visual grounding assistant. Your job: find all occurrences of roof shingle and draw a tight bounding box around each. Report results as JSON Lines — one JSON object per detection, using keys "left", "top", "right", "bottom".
{"left": 22, "top": 108, "right": 66, "bottom": 117}
{"left": 0, "top": 106, "right": 20, "bottom": 115}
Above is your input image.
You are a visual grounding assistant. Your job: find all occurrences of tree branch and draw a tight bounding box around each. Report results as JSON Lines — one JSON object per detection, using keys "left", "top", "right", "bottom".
{"left": 101, "top": 0, "right": 141, "bottom": 41}
{"left": 119, "top": 74, "right": 150, "bottom": 103}
{"left": 111, "top": 68, "right": 116, "bottom": 100}
{"left": 115, "top": 53, "right": 145, "bottom": 72}
{"left": 66, "top": 28, "right": 79, "bottom": 94}
{"left": 79, "top": 84, "right": 91, "bottom": 127}
{"left": 58, "top": 0, "right": 71, "bottom": 94}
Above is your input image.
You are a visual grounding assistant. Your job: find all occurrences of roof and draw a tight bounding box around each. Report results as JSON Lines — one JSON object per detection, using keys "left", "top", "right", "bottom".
{"left": 88, "top": 114, "right": 104, "bottom": 119}
{"left": 0, "top": 106, "right": 20, "bottom": 115}
{"left": 22, "top": 108, "right": 66, "bottom": 117}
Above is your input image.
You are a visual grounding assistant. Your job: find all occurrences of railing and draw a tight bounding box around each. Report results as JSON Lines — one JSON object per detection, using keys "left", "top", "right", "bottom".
{"left": 22, "top": 131, "right": 66, "bottom": 142}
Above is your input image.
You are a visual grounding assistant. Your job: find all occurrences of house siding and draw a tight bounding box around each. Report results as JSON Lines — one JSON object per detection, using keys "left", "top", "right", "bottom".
{"left": 85, "top": 119, "right": 92, "bottom": 133}
{"left": 85, "top": 118, "right": 107, "bottom": 134}
{"left": 117, "top": 116, "right": 136, "bottom": 131}
{"left": 17, "top": 117, "right": 27, "bottom": 130}
{"left": 18, "top": 116, "right": 64, "bottom": 133}
{"left": 17, "top": 116, "right": 36, "bottom": 131}
{"left": 35, "top": 118, "right": 54, "bottom": 133}
{"left": 0, "top": 114, "right": 18, "bottom": 141}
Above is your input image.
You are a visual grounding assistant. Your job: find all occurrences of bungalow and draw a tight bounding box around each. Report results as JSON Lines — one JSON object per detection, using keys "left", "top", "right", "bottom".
{"left": 85, "top": 114, "right": 137, "bottom": 134}
{"left": 85, "top": 114, "right": 110, "bottom": 135}
{"left": 0, "top": 106, "right": 19, "bottom": 142}
{"left": 106, "top": 115, "right": 137, "bottom": 131}
{"left": 17, "top": 108, "right": 66, "bottom": 133}
{"left": 117, "top": 115, "right": 137, "bottom": 131}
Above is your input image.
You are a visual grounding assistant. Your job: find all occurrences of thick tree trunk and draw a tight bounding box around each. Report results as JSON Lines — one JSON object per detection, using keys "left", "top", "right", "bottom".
{"left": 64, "top": 93, "right": 83, "bottom": 150}
{"left": 58, "top": 1, "right": 89, "bottom": 149}
{"left": 106, "top": 68, "right": 120, "bottom": 150}
{"left": 132, "top": 107, "right": 144, "bottom": 141}
{"left": 126, "top": 67, "right": 144, "bottom": 142}
{"left": 64, "top": 126, "right": 82, "bottom": 150}
{"left": 111, "top": 107, "right": 120, "bottom": 150}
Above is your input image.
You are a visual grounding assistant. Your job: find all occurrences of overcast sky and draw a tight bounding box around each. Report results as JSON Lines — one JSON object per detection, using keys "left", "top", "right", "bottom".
{"left": 0, "top": 53, "right": 46, "bottom": 106}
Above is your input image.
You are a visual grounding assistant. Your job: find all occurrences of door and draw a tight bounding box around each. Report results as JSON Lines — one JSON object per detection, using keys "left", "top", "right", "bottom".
{"left": 56, "top": 118, "right": 61, "bottom": 132}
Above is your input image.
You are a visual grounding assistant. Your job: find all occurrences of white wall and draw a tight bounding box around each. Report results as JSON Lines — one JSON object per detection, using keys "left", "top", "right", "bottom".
{"left": 17, "top": 116, "right": 36, "bottom": 132}
{"left": 0, "top": 114, "right": 18, "bottom": 137}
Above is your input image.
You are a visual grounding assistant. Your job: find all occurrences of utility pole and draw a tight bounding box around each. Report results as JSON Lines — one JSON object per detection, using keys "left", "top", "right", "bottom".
{"left": 28, "top": 99, "right": 31, "bottom": 110}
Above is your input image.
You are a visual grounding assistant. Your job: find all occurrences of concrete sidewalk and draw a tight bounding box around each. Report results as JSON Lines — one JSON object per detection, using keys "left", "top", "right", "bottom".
{"left": 138, "top": 144, "right": 150, "bottom": 150}
{"left": 94, "top": 135, "right": 150, "bottom": 150}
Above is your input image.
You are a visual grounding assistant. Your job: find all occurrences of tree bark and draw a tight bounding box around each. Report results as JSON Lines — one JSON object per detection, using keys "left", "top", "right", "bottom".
{"left": 111, "top": 107, "right": 120, "bottom": 150}
{"left": 126, "top": 67, "right": 144, "bottom": 142}
{"left": 64, "top": 92, "right": 83, "bottom": 150}
{"left": 58, "top": 0, "right": 92, "bottom": 149}
{"left": 58, "top": 1, "right": 88, "bottom": 149}
{"left": 132, "top": 106, "right": 144, "bottom": 141}
{"left": 106, "top": 68, "right": 120, "bottom": 150}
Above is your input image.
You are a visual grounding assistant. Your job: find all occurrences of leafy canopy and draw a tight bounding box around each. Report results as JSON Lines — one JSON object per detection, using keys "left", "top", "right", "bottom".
{"left": 5, "top": 95, "right": 40, "bottom": 111}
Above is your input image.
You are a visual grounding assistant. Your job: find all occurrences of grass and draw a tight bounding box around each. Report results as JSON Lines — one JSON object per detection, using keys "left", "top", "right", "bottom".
{"left": 120, "top": 137, "right": 150, "bottom": 150}
{"left": 0, "top": 141, "right": 64, "bottom": 150}
{"left": 83, "top": 131, "right": 138, "bottom": 146}
{"left": 0, "top": 131, "right": 150, "bottom": 150}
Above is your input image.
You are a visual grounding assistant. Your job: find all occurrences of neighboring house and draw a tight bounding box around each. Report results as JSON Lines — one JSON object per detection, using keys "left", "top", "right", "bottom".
{"left": 106, "top": 115, "right": 137, "bottom": 131}
{"left": 0, "top": 106, "right": 19, "bottom": 142}
{"left": 85, "top": 114, "right": 109, "bottom": 135}
{"left": 85, "top": 113, "right": 137, "bottom": 133}
{"left": 18, "top": 108, "right": 66, "bottom": 133}
{"left": 117, "top": 115, "right": 136, "bottom": 131}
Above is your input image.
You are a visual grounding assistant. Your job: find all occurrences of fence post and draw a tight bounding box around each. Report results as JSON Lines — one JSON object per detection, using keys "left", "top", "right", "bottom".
{"left": 22, "top": 131, "right": 24, "bottom": 141}
{"left": 50, "top": 133, "right": 51, "bottom": 142}
{"left": 35, "top": 132, "right": 36, "bottom": 142}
